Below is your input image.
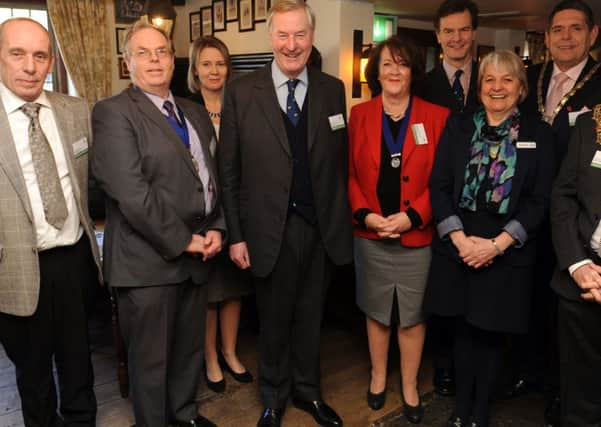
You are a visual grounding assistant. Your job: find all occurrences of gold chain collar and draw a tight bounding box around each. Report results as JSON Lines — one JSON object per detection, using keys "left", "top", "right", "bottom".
{"left": 537, "top": 60, "right": 601, "bottom": 124}
{"left": 593, "top": 104, "right": 601, "bottom": 145}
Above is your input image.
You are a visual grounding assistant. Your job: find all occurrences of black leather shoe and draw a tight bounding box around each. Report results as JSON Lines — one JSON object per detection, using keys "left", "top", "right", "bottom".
{"left": 218, "top": 351, "right": 253, "bottom": 383}
{"left": 434, "top": 368, "right": 455, "bottom": 396}
{"left": 292, "top": 398, "right": 343, "bottom": 427}
{"left": 544, "top": 395, "right": 560, "bottom": 427}
{"left": 445, "top": 415, "right": 467, "bottom": 427}
{"left": 204, "top": 367, "right": 225, "bottom": 393}
{"left": 257, "top": 408, "right": 282, "bottom": 427}
{"left": 367, "top": 387, "right": 386, "bottom": 410}
{"left": 174, "top": 415, "right": 217, "bottom": 427}
{"left": 403, "top": 395, "right": 424, "bottom": 424}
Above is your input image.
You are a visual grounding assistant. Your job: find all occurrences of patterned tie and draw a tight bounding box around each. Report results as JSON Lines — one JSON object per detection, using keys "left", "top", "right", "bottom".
{"left": 452, "top": 69, "right": 465, "bottom": 111}
{"left": 545, "top": 72, "right": 570, "bottom": 122}
{"left": 286, "top": 79, "right": 301, "bottom": 126}
{"left": 163, "top": 100, "right": 182, "bottom": 126}
{"left": 21, "top": 103, "right": 68, "bottom": 229}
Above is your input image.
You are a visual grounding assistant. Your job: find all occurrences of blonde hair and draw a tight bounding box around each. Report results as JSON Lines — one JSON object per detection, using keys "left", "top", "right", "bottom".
{"left": 478, "top": 50, "right": 528, "bottom": 103}
{"left": 123, "top": 20, "right": 174, "bottom": 59}
{"left": 266, "top": 0, "right": 315, "bottom": 32}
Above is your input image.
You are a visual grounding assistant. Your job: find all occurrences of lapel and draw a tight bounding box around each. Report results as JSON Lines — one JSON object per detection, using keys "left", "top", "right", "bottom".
{"left": 465, "top": 61, "right": 479, "bottom": 111}
{"left": 307, "top": 67, "right": 324, "bottom": 151}
{"left": 433, "top": 64, "right": 457, "bottom": 108}
{"left": 0, "top": 99, "right": 33, "bottom": 221}
{"left": 401, "top": 96, "right": 419, "bottom": 167}
{"left": 454, "top": 116, "right": 475, "bottom": 201}
{"left": 127, "top": 87, "right": 199, "bottom": 178}
{"left": 178, "top": 98, "right": 216, "bottom": 184}
{"left": 367, "top": 95, "right": 383, "bottom": 167}
{"left": 254, "top": 64, "right": 291, "bottom": 157}
{"left": 509, "top": 117, "right": 537, "bottom": 212}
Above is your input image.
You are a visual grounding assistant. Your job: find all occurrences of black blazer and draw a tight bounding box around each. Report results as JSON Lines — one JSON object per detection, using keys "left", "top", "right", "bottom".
{"left": 218, "top": 64, "right": 353, "bottom": 277}
{"left": 551, "top": 111, "right": 601, "bottom": 301}
{"left": 521, "top": 56, "right": 601, "bottom": 170}
{"left": 421, "top": 61, "right": 479, "bottom": 114}
{"left": 92, "top": 87, "right": 225, "bottom": 287}
{"left": 429, "top": 111, "right": 555, "bottom": 266}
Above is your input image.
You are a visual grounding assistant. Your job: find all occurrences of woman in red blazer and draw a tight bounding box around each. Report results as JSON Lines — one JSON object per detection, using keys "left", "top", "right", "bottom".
{"left": 348, "top": 36, "right": 449, "bottom": 422}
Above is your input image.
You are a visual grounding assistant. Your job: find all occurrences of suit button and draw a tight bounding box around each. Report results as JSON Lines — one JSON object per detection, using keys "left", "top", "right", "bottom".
{"left": 403, "top": 200, "right": 410, "bottom": 206}
{"left": 402, "top": 176, "right": 409, "bottom": 182}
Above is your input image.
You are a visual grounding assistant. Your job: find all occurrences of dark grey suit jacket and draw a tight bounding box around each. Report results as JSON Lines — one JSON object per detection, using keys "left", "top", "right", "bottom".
{"left": 421, "top": 61, "right": 479, "bottom": 114}
{"left": 551, "top": 110, "right": 601, "bottom": 301}
{"left": 91, "top": 87, "right": 225, "bottom": 287}
{"left": 219, "top": 64, "right": 353, "bottom": 278}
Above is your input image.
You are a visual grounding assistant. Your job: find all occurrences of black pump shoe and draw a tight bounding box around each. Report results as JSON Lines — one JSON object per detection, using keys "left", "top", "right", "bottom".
{"left": 204, "top": 366, "right": 225, "bottom": 393}
{"left": 402, "top": 390, "right": 424, "bottom": 424}
{"left": 218, "top": 351, "right": 253, "bottom": 383}
{"left": 367, "top": 387, "right": 386, "bottom": 410}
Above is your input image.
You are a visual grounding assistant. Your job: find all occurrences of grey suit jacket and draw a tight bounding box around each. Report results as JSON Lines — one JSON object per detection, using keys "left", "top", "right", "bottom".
{"left": 0, "top": 92, "right": 102, "bottom": 316}
{"left": 551, "top": 110, "right": 601, "bottom": 301}
{"left": 91, "top": 87, "right": 225, "bottom": 287}
{"left": 219, "top": 64, "right": 353, "bottom": 278}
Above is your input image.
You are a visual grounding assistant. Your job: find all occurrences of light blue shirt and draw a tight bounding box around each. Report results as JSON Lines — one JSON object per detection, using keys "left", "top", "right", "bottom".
{"left": 271, "top": 61, "right": 308, "bottom": 113}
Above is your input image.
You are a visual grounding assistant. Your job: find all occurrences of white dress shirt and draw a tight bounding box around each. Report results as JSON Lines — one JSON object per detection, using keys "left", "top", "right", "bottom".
{"left": 442, "top": 58, "right": 472, "bottom": 104}
{"left": 546, "top": 57, "right": 588, "bottom": 102}
{"left": 271, "top": 61, "right": 308, "bottom": 113}
{"left": 0, "top": 82, "right": 82, "bottom": 250}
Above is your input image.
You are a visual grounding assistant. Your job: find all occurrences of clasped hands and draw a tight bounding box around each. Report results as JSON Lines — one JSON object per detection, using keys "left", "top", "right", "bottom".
{"left": 572, "top": 263, "right": 601, "bottom": 305}
{"left": 450, "top": 230, "right": 510, "bottom": 269}
{"left": 365, "top": 212, "right": 412, "bottom": 239}
{"left": 184, "top": 230, "right": 222, "bottom": 261}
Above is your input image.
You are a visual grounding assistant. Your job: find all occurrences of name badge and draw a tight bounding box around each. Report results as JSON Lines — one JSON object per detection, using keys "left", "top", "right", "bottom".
{"left": 591, "top": 150, "right": 601, "bottom": 169}
{"left": 72, "top": 137, "right": 88, "bottom": 158}
{"left": 328, "top": 113, "right": 345, "bottom": 131}
{"left": 516, "top": 141, "right": 536, "bottom": 149}
{"left": 411, "top": 123, "right": 428, "bottom": 145}
{"left": 569, "top": 106, "right": 592, "bottom": 127}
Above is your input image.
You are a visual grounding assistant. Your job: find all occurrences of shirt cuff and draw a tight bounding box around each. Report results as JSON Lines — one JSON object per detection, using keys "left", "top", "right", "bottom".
{"left": 405, "top": 207, "right": 423, "bottom": 229}
{"left": 503, "top": 219, "right": 527, "bottom": 247}
{"left": 353, "top": 208, "right": 373, "bottom": 229}
{"left": 437, "top": 215, "right": 463, "bottom": 239}
{"left": 568, "top": 259, "right": 593, "bottom": 276}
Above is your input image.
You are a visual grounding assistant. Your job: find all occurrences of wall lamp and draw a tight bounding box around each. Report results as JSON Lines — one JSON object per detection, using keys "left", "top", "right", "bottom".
{"left": 141, "top": 0, "right": 177, "bottom": 38}
{"left": 352, "top": 30, "right": 373, "bottom": 98}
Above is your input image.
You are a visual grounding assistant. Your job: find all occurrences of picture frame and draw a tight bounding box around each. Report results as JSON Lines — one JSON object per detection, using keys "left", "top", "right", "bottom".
{"left": 118, "top": 57, "right": 130, "bottom": 79}
{"left": 239, "top": 0, "right": 254, "bottom": 32}
{"left": 189, "top": 11, "right": 201, "bottom": 42}
{"left": 115, "top": 27, "right": 127, "bottom": 55}
{"left": 254, "top": 0, "right": 268, "bottom": 23}
{"left": 114, "top": 0, "right": 147, "bottom": 23}
{"left": 213, "top": 0, "right": 226, "bottom": 32}
{"left": 226, "top": 0, "right": 238, "bottom": 22}
{"left": 201, "top": 7, "right": 213, "bottom": 36}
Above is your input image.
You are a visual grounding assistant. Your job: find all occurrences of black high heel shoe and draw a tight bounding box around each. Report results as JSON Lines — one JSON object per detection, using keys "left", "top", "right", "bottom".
{"left": 204, "top": 364, "right": 225, "bottom": 393}
{"left": 218, "top": 351, "right": 253, "bottom": 383}
{"left": 366, "top": 387, "right": 386, "bottom": 410}
{"left": 401, "top": 389, "right": 424, "bottom": 424}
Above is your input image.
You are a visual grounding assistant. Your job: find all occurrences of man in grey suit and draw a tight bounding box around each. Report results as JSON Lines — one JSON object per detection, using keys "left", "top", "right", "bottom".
{"left": 0, "top": 17, "right": 101, "bottom": 427}
{"left": 550, "top": 105, "right": 601, "bottom": 426}
{"left": 219, "top": 1, "right": 352, "bottom": 426}
{"left": 91, "top": 22, "right": 223, "bottom": 427}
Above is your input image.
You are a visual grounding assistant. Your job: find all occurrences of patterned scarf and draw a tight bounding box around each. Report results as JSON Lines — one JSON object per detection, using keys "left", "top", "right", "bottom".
{"left": 459, "top": 108, "right": 519, "bottom": 214}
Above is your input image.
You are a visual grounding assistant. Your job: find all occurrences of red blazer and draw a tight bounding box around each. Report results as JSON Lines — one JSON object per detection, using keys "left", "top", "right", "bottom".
{"left": 348, "top": 95, "right": 449, "bottom": 246}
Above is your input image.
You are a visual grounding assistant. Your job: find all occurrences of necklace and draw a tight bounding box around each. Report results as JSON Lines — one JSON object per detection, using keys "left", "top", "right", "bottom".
{"left": 593, "top": 104, "right": 601, "bottom": 145}
{"left": 537, "top": 60, "right": 601, "bottom": 124}
{"left": 207, "top": 110, "right": 221, "bottom": 119}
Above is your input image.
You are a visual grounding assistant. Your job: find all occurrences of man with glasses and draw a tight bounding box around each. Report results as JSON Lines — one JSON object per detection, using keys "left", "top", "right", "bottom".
{"left": 420, "top": 0, "right": 479, "bottom": 399}
{"left": 91, "top": 21, "right": 223, "bottom": 427}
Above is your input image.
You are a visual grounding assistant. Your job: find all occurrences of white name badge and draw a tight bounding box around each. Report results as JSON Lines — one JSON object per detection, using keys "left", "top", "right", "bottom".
{"left": 591, "top": 150, "right": 601, "bottom": 169}
{"left": 411, "top": 123, "right": 428, "bottom": 145}
{"left": 516, "top": 141, "right": 536, "bottom": 149}
{"left": 72, "top": 137, "right": 89, "bottom": 158}
{"left": 569, "top": 106, "right": 592, "bottom": 127}
{"left": 328, "top": 113, "right": 345, "bottom": 131}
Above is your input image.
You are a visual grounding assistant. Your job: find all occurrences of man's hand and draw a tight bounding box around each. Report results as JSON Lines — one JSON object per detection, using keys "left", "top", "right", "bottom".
{"left": 573, "top": 263, "right": 601, "bottom": 304}
{"left": 229, "top": 241, "right": 251, "bottom": 269}
{"left": 201, "top": 230, "right": 222, "bottom": 261}
{"left": 184, "top": 234, "right": 206, "bottom": 255}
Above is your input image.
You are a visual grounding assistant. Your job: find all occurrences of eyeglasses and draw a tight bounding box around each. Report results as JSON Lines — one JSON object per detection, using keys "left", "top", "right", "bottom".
{"left": 132, "top": 47, "right": 172, "bottom": 60}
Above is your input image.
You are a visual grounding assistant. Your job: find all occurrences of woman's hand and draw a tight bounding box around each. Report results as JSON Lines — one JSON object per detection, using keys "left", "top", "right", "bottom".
{"left": 365, "top": 213, "right": 400, "bottom": 239}
{"left": 449, "top": 230, "right": 474, "bottom": 258}
{"left": 462, "top": 236, "right": 497, "bottom": 268}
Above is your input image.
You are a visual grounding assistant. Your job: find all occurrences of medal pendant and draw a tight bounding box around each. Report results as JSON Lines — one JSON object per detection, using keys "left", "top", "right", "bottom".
{"left": 391, "top": 156, "right": 401, "bottom": 168}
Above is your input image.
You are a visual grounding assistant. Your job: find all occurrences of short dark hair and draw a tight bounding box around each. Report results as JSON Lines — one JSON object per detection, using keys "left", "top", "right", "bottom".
{"left": 365, "top": 36, "right": 425, "bottom": 97}
{"left": 548, "top": 0, "right": 596, "bottom": 30}
{"left": 187, "top": 36, "right": 231, "bottom": 94}
{"left": 434, "top": 0, "right": 479, "bottom": 31}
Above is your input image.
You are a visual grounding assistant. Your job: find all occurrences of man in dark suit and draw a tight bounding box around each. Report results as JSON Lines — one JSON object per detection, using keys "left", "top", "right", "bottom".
{"left": 219, "top": 1, "right": 352, "bottom": 426}
{"left": 91, "top": 22, "right": 223, "bottom": 427}
{"left": 420, "top": 0, "right": 480, "bottom": 398}
{"left": 550, "top": 105, "right": 601, "bottom": 427}
{"left": 421, "top": 0, "right": 479, "bottom": 115}
{"left": 519, "top": 1, "right": 599, "bottom": 423}
{"left": 0, "top": 17, "right": 101, "bottom": 427}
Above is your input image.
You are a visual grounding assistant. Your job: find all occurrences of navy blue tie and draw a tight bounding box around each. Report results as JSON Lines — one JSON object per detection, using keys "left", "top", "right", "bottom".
{"left": 452, "top": 69, "right": 465, "bottom": 111}
{"left": 286, "top": 79, "right": 301, "bottom": 126}
{"left": 163, "top": 100, "right": 181, "bottom": 125}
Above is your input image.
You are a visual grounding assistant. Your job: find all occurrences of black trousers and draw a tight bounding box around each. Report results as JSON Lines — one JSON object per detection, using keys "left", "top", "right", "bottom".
{"left": 558, "top": 296, "right": 601, "bottom": 427}
{"left": 116, "top": 280, "right": 207, "bottom": 427}
{"left": 0, "top": 236, "right": 98, "bottom": 427}
{"left": 254, "top": 214, "right": 331, "bottom": 409}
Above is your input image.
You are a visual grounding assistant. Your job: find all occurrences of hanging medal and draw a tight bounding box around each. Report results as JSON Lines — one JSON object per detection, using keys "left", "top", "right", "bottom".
{"left": 594, "top": 104, "right": 601, "bottom": 146}
{"left": 382, "top": 98, "right": 412, "bottom": 169}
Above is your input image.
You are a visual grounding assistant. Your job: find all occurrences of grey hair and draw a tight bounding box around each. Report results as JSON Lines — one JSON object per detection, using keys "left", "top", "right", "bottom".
{"left": 123, "top": 20, "right": 174, "bottom": 59}
{"left": 266, "top": 0, "right": 315, "bottom": 33}
{"left": 478, "top": 49, "right": 528, "bottom": 103}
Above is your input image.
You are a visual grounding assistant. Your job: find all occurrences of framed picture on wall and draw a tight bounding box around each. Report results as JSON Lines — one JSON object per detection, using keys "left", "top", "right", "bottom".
{"left": 213, "top": 0, "right": 226, "bottom": 32}
{"left": 118, "top": 57, "right": 130, "bottom": 79}
{"left": 239, "top": 0, "right": 254, "bottom": 32}
{"left": 254, "top": 0, "right": 268, "bottom": 22}
{"left": 189, "top": 11, "right": 201, "bottom": 42}
{"left": 226, "top": 0, "right": 238, "bottom": 22}
{"left": 114, "top": 0, "right": 147, "bottom": 23}
{"left": 115, "top": 27, "right": 127, "bottom": 55}
{"left": 201, "top": 6, "right": 213, "bottom": 36}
